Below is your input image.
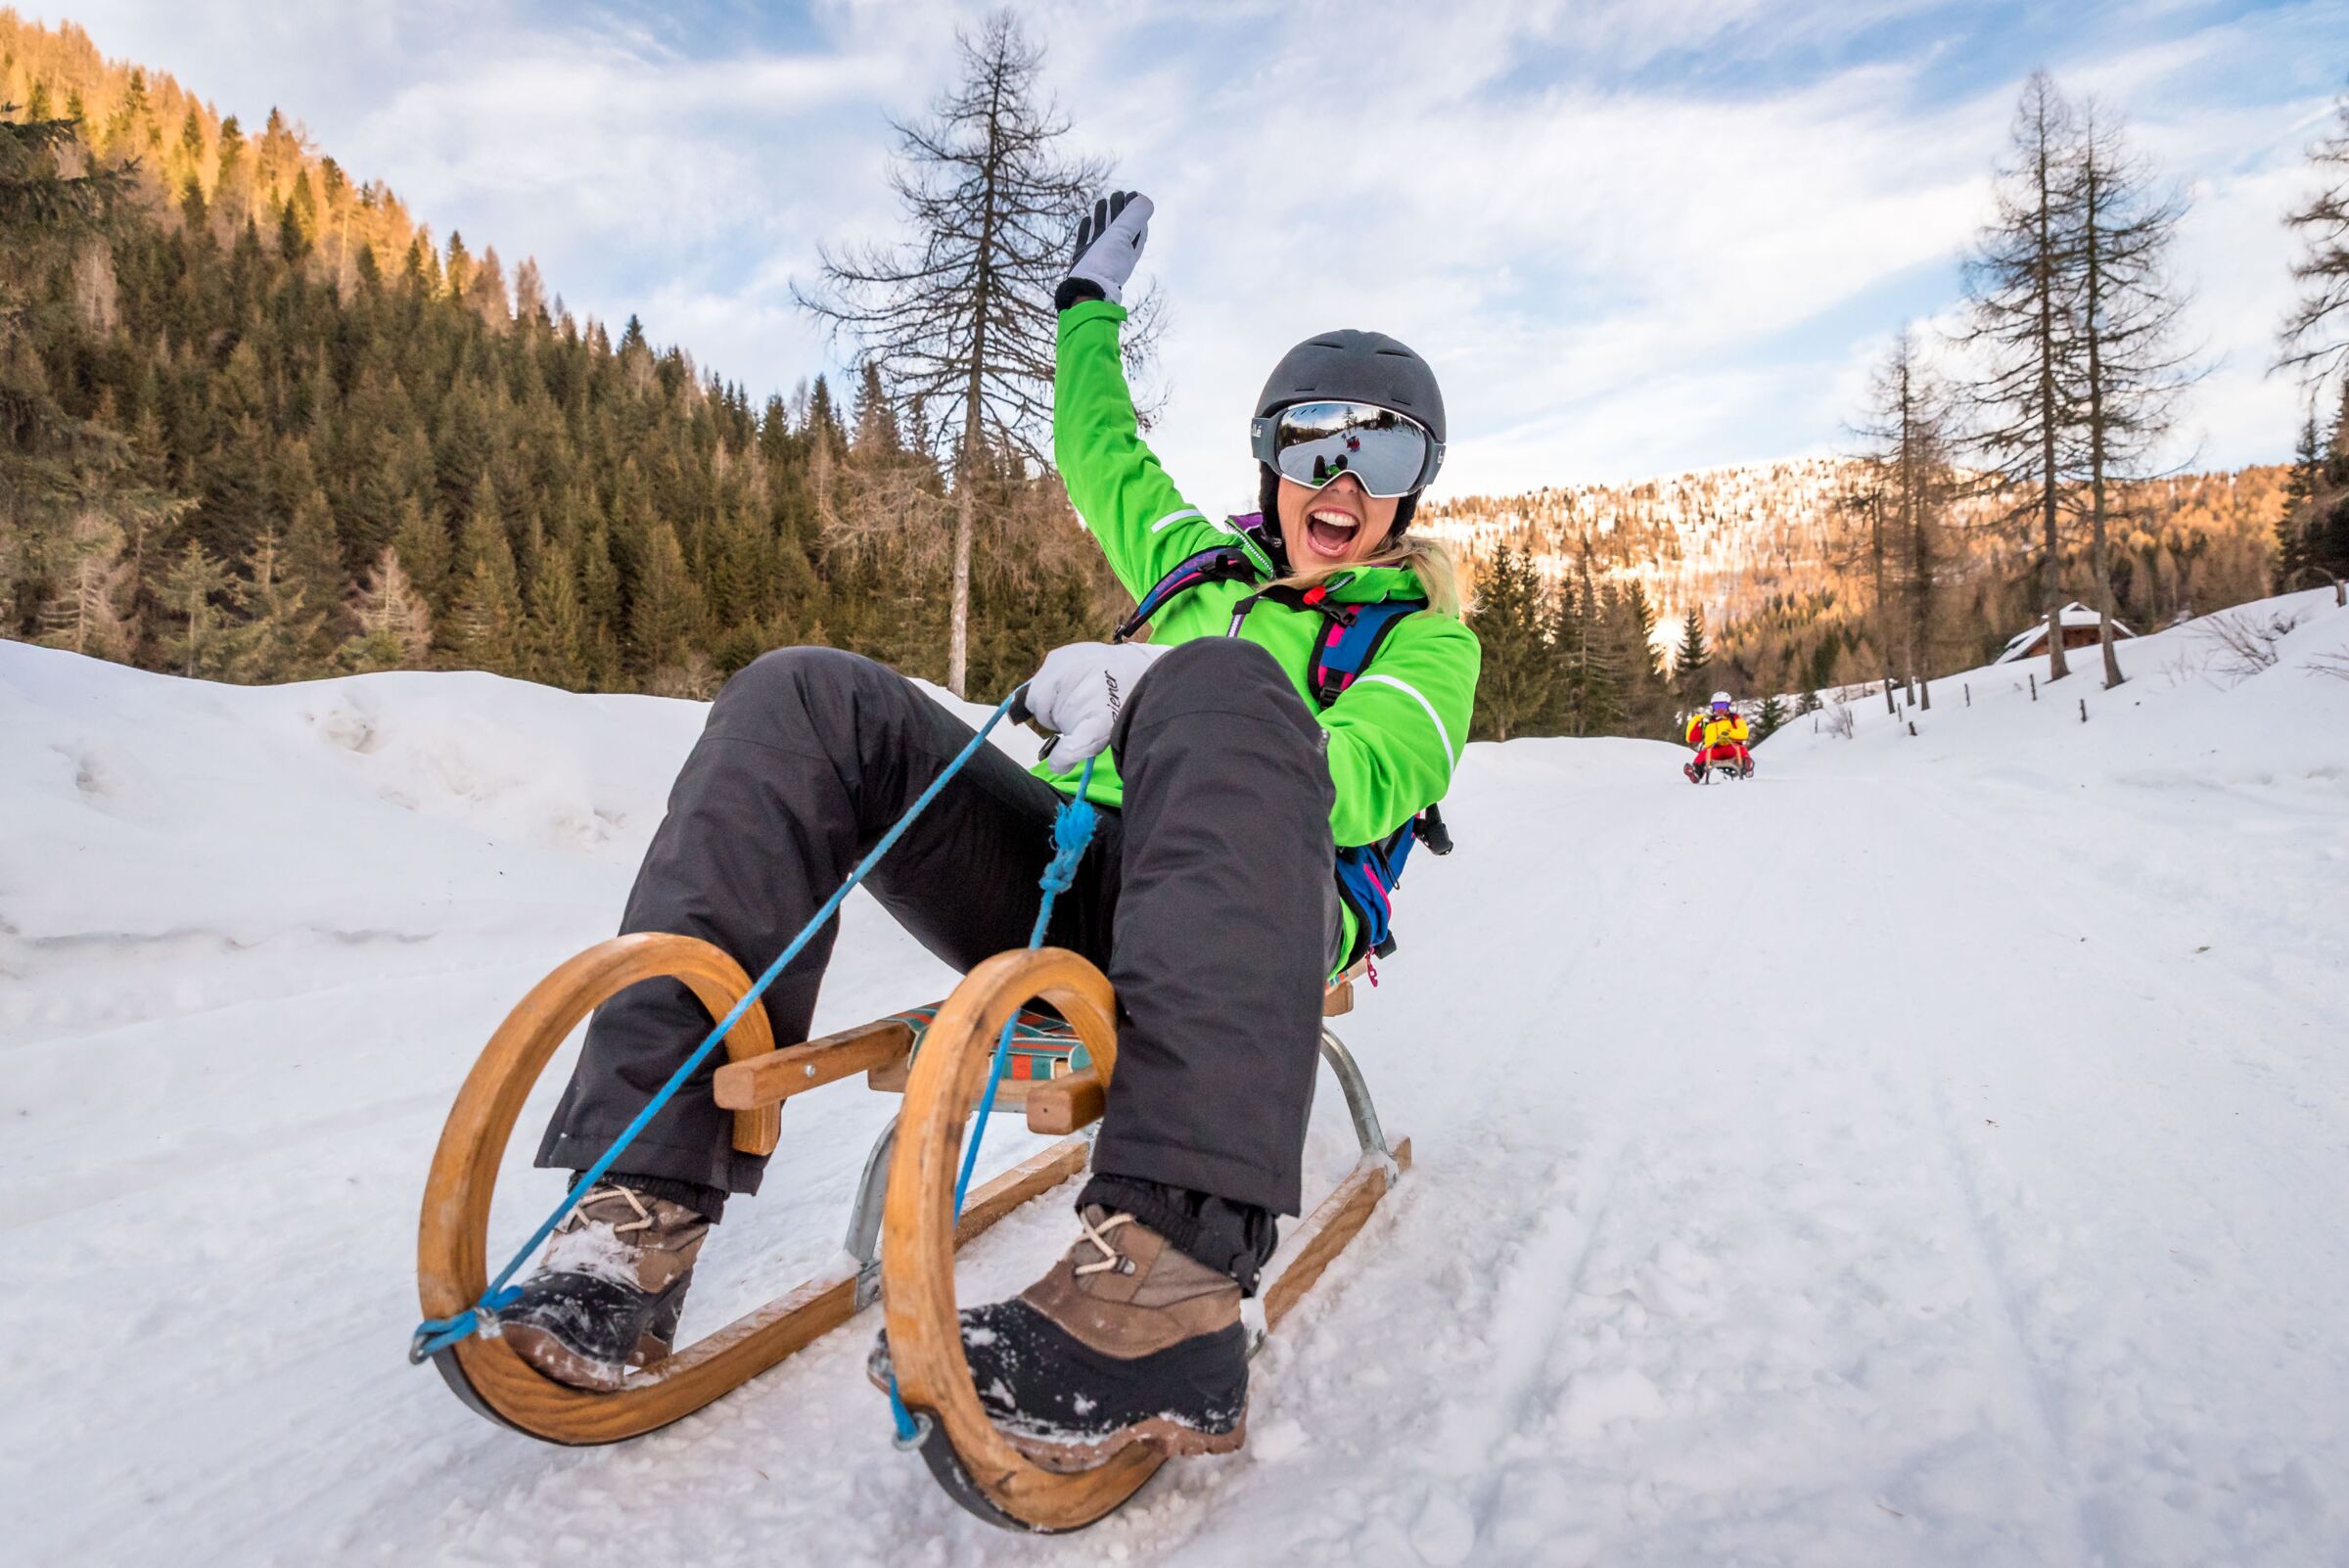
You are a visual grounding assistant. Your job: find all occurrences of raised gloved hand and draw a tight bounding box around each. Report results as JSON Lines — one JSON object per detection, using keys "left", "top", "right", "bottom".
{"left": 1016, "top": 640, "right": 1171, "bottom": 772}
{"left": 1058, "top": 190, "right": 1152, "bottom": 309}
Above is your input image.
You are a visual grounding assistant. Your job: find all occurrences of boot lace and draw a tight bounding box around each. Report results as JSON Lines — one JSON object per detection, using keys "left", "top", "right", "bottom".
{"left": 1074, "top": 1211, "right": 1138, "bottom": 1277}
{"left": 559, "top": 1182, "right": 658, "bottom": 1237}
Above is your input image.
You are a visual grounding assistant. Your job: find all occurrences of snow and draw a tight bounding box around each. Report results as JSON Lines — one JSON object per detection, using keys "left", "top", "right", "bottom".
{"left": 5, "top": 589, "right": 2347, "bottom": 1567}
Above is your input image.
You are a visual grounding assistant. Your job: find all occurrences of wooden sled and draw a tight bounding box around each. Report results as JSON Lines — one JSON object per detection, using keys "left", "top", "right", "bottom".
{"left": 416, "top": 931, "right": 1408, "bottom": 1528}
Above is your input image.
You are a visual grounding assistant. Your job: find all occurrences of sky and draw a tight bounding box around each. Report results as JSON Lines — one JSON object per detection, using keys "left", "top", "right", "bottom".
{"left": 24, "top": 0, "right": 2348, "bottom": 512}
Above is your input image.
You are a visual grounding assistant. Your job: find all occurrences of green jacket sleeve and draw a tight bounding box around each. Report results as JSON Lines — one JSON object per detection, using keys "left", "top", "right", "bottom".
{"left": 1320, "top": 611, "right": 1481, "bottom": 847}
{"left": 1055, "top": 300, "right": 1269, "bottom": 599}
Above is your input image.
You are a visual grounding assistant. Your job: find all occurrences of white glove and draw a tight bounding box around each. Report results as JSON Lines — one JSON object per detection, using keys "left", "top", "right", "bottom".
{"left": 1064, "top": 191, "right": 1153, "bottom": 306}
{"left": 1019, "top": 641, "right": 1171, "bottom": 772}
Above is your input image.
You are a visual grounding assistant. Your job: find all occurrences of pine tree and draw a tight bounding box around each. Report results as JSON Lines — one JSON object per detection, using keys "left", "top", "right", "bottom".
{"left": 225, "top": 529, "right": 324, "bottom": 680}
{"left": 522, "top": 540, "right": 588, "bottom": 689}
{"left": 445, "top": 475, "right": 523, "bottom": 671}
{"left": 391, "top": 493, "right": 451, "bottom": 607}
{"left": 1466, "top": 544, "right": 1555, "bottom": 741}
{"left": 2278, "top": 407, "right": 2321, "bottom": 585}
{"left": 1673, "top": 605, "right": 1712, "bottom": 710}
{"left": 578, "top": 518, "right": 623, "bottom": 686}
{"left": 159, "top": 538, "right": 233, "bottom": 677}
{"left": 628, "top": 520, "right": 708, "bottom": 680}
{"left": 1571, "top": 558, "right": 1624, "bottom": 736}
{"left": 1755, "top": 691, "right": 1789, "bottom": 741}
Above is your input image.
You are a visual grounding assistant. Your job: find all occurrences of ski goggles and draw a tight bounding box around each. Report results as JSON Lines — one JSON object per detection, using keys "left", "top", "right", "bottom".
{"left": 1250, "top": 401, "right": 1443, "bottom": 498}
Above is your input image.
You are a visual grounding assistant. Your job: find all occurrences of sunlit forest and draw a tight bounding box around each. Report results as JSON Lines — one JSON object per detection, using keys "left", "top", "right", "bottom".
{"left": 0, "top": 15, "right": 1115, "bottom": 700}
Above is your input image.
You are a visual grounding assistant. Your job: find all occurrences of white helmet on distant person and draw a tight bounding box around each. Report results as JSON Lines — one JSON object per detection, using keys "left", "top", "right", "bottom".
{"left": 1709, "top": 691, "right": 1732, "bottom": 713}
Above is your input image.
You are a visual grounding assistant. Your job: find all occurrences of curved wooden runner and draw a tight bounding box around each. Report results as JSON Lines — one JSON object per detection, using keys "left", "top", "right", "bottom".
{"left": 879, "top": 947, "right": 1413, "bottom": 1532}
{"left": 878, "top": 946, "right": 1163, "bottom": 1531}
{"left": 415, "top": 932, "right": 1087, "bottom": 1446}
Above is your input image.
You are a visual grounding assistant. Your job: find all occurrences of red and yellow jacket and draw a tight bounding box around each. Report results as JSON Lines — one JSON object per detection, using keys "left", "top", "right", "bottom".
{"left": 1685, "top": 711, "right": 1749, "bottom": 750}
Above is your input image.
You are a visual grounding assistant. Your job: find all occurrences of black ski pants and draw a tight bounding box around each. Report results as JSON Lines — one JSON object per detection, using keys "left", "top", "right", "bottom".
{"left": 536, "top": 640, "right": 1338, "bottom": 1273}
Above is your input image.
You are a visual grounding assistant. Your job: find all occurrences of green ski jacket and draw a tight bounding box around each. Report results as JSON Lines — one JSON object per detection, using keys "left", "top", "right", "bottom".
{"left": 1039, "top": 299, "right": 1481, "bottom": 864}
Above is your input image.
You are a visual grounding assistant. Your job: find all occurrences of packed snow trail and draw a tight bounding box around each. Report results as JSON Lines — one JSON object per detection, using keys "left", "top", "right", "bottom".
{"left": 4, "top": 591, "right": 2345, "bottom": 1567}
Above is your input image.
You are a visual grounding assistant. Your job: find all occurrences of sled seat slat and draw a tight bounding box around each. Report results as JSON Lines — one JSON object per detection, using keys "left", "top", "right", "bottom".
{"left": 865, "top": 1002, "right": 1090, "bottom": 1102}
{"left": 712, "top": 1018, "right": 915, "bottom": 1111}
{"left": 724, "top": 976, "right": 1361, "bottom": 1118}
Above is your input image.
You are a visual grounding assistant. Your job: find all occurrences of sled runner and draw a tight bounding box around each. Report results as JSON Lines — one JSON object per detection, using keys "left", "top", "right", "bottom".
{"left": 415, "top": 930, "right": 1408, "bottom": 1528}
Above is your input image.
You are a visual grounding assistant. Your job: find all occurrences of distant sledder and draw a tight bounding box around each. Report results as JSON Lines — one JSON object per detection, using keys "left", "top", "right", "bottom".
{"left": 1683, "top": 692, "right": 1754, "bottom": 783}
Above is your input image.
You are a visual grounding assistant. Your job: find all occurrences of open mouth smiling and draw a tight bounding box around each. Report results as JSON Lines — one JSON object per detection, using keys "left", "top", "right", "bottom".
{"left": 1305, "top": 503, "right": 1361, "bottom": 556}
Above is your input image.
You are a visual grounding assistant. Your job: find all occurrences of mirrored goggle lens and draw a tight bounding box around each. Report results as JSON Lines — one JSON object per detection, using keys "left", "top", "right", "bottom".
{"left": 1271, "top": 402, "right": 1430, "bottom": 498}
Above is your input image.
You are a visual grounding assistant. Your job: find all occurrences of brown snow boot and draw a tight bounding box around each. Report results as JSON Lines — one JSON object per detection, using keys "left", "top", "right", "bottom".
{"left": 869, "top": 1206, "right": 1248, "bottom": 1469}
{"left": 500, "top": 1181, "right": 711, "bottom": 1392}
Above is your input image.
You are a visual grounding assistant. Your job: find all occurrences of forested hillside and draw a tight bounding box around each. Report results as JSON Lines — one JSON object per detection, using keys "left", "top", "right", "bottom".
{"left": 0, "top": 15, "right": 1114, "bottom": 699}
{"left": 1431, "top": 458, "right": 2287, "bottom": 739}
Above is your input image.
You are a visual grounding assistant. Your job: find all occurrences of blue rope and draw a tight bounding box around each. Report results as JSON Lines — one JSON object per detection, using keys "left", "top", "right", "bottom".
{"left": 887, "top": 755, "right": 1098, "bottom": 1442}
{"left": 412, "top": 690, "right": 1036, "bottom": 1363}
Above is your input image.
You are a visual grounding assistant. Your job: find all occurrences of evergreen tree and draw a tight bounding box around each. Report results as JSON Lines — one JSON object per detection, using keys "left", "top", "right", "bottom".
{"left": 2278, "top": 407, "right": 2321, "bottom": 585}
{"left": 391, "top": 493, "right": 451, "bottom": 608}
{"left": 1673, "top": 604, "right": 1713, "bottom": 710}
{"left": 158, "top": 538, "right": 231, "bottom": 676}
{"left": 1569, "top": 558, "right": 1624, "bottom": 736}
{"left": 1466, "top": 544, "right": 1554, "bottom": 741}
{"left": 445, "top": 474, "right": 523, "bottom": 671}
{"left": 628, "top": 520, "right": 707, "bottom": 680}
{"left": 522, "top": 540, "right": 587, "bottom": 689}
{"left": 226, "top": 529, "right": 324, "bottom": 679}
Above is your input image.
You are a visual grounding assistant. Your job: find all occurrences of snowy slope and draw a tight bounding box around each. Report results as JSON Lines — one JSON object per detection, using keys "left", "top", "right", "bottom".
{"left": 4, "top": 593, "right": 2346, "bottom": 1568}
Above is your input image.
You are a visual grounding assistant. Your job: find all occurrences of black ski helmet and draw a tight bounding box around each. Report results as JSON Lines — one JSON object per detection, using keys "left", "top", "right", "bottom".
{"left": 1253, "top": 329, "right": 1446, "bottom": 535}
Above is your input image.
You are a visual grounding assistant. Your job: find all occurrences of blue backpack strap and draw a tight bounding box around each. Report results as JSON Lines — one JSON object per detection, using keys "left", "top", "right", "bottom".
{"left": 1308, "top": 596, "right": 1421, "bottom": 707}
{"left": 1112, "top": 543, "right": 1263, "bottom": 644}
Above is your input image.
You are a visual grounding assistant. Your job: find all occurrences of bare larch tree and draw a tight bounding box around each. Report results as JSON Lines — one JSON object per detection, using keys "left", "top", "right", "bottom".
{"left": 2279, "top": 93, "right": 2349, "bottom": 392}
{"left": 798, "top": 12, "right": 1144, "bottom": 696}
{"left": 1852, "top": 326, "right": 1957, "bottom": 709}
{"left": 1959, "top": 72, "right": 2083, "bottom": 682}
{"left": 2064, "top": 96, "right": 2192, "bottom": 689}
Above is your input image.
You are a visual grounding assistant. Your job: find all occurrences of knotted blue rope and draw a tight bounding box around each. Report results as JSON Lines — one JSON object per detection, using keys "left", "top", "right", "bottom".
{"left": 412, "top": 690, "right": 1063, "bottom": 1364}
{"left": 887, "top": 754, "right": 1098, "bottom": 1443}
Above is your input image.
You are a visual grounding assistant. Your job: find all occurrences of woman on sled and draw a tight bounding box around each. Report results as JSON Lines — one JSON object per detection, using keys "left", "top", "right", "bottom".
{"left": 503, "top": 190, "right": 1480, "bottom": 1467}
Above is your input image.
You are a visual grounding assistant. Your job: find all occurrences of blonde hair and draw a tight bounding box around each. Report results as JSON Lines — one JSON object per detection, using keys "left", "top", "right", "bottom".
{"left": 1270, "top": 532, "right": 1469, "bottom": 618}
